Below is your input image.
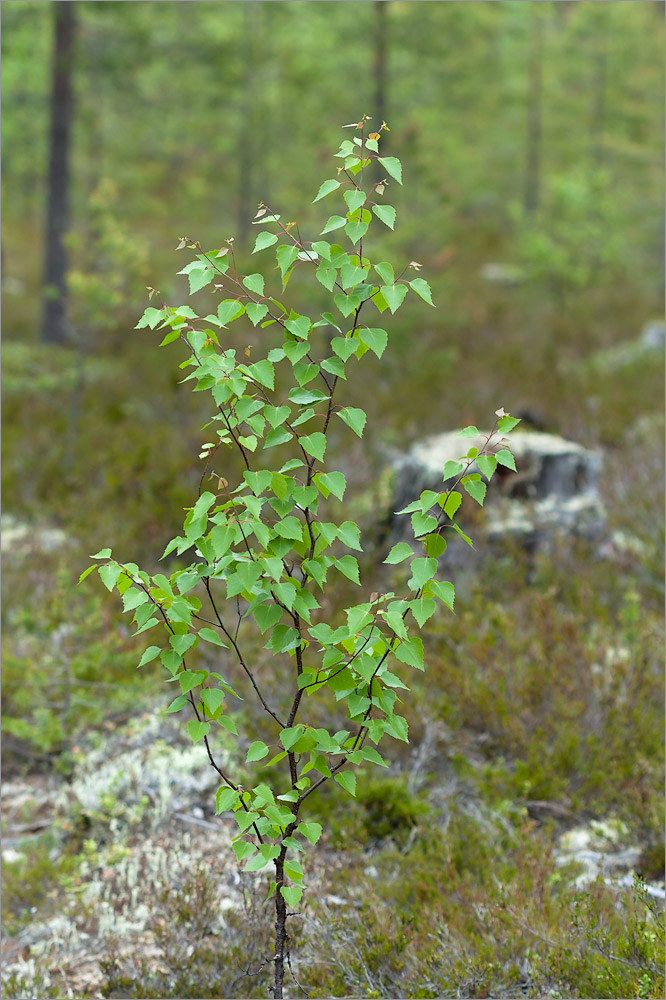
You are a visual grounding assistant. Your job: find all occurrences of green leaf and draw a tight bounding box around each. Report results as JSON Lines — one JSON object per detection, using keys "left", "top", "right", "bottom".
{"left": 411, "top": 512, "right": 438, "bottom": 537}
{"left": 247, "top": 359, "right": 274, "bottom": 390}
{"left": 334, "top": 771, "right": 357, "bottom": 796}
{"left": 246, "top": 741, "right": 270, "bottom": 762}
{"left": 166, "top": 695, "right": 188, "bottom": 714}
{"left": 410, "top": 598, "right": 436, "bottom": 628}
{"left": 265, "top": 404, "right": 290, "bottom": 429}
{"left": 377, "top": 156, "right": 403, "bottom": 184}
{"left": 495, "top": 448, "right": 517, "bottom": 471}
{"left": 99, "top": 563, "right": 122, "bottom": 592}
{"left": 78, "top": 564, "right": 97, "bottom": 584}
{"left": 252, "top": 231, "right": 278, "bottom": 254}
{"left": 384, "top": 542, "right": 413, "bottom": 564}
{"left": 359, "top": 327, "right": 388, "bottom": 359}
{"left": 409, "top": 278, "right": 435, "bottom": 306}
{"left": 463, "top": 479, "right": 487, "bottom": 506}
{"left": 337, "top": 407, "right": 366, "bottom": 438}
{"left": 316, "top": 263, "right": 337, "bottom": 292}
{"left": 331, "top": 336, "right": 361, "bottom": 361}
{"left": 280, "top": 885, "right": 303, "bottom": 907}
{"left": 395, "top": 636, "right": 424, "bottom": 670}
{"left": 233, "top": 840, "right": 258, "bottom": 862}
{"left": 217, "top": 299, "right": 245, "bottom": 326}
{"left": 311, "top": 241, "right": 331, "bottom": 259}
{"left": 337, "top": 521, "right": 361, "bottom": 550}
{"left": 345, "top": 220, "right": 368, "bottom": 245}
{"left": 459, "top": 425, "right": 480, "bottom": 438}
{"left": 498, "top": 415, "right": 521, "bottom": 434}
{"left": 170, "top": 633, "right": 197, "bottom": 656}
{"left": 179, "top": 669, "right": 207, "bottom": 694}
{"left": 315, "top": 471, "right": 346, "bottom": 501}
{"left": 284, "top": 316, "right": 311, "bottom": 341}
{"left": 187, "top": 720, "right": 211, "bottom": 744}
{"left": 374, "top": 262, "right": 394, "bottom": 285}
{"left": 430, "top": 579, "right": 455, "bottom": 611}
{"left": 372, "top": 204, "right": 396, "bottom": 229}
{"left": 297, "top": 821, "right": 323, "bottom": 845}
{"left": 138, "top": 645, "right": 162, "bottom": 668}
{"left": 276, "top": 245, "right": 299, "bottom": 279}
{"left": 344, "top": 189, "right": 366, "bottom": 213}
{"left": 381, "top": 284, "right": 408, "bottom": 314}
{"left": 321, "top": 215, "right": 347, "bottom": 235}
{"left": 302, "top": 432, "right": 326, "bottom": 462}
{"left": 243, "top": 273, "right": 265, "bottom": 296}
{"left": 202, "top": 688, "right": 225, "bottom": 716}
{"left": 409, "top": 557, "right": 438, "bottom": 590}
{"left": 443, "top": 491, "right": 462, "bottom": 518}
{"left": 314, "top": 179, "right": 341, "bottom": 202}
{"left": 254, "top": 603, "right": 282, "bottom": 634}
{"left": 188, "top": 266, "right": 216, "bottom": 294}
{"left": 246, "top": 302, "right": 269, "bottom": 326}
{"left": 335, "top": 555, "right": 360, "bottom": 586}
{"left": 442, "top": 460, "right": 464, "bottom": 481}
{"left": 476, "top": 454, "right": 497, "bottom": 481}
{"left": 215, "top": 786, "right": 240, "bottom": 814}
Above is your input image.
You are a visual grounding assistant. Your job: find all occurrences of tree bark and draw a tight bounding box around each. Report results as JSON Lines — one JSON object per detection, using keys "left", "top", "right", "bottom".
{"left": 273, "top": 849, "right": 287, "bottom": 999}
{"left": 42, "top": 1, "right": 75, "bottom": 345}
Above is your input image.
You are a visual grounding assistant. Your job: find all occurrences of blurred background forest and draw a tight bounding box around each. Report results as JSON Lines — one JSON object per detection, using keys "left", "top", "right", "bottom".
{"left": 1, "top": 3, "right": 664, "bottom": 999}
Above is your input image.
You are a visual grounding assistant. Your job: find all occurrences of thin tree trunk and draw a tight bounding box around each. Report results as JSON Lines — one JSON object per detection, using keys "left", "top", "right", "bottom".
{"left": 42, "top": 1, "right": 75, "bottom": 345}
{"left": 273, "top": 850, "right": 287, "bottom": 999}
{"left": 524, "top": 4, "right": 543, "bottom": 216}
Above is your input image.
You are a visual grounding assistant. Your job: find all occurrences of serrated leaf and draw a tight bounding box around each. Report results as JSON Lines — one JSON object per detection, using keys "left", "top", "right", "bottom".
{"left": 335, "top": 555, "right": 360, "bottom": 585}
{"left": 314, "top": 179, "right": 341, "bottom": 202}
{"left": 381, "top": 283, "right": 408, "bottom": 314}
{"left": 284, "top": 315, "right": 311, "bottom": 341}
{"left": 316, "top": 263, "right": 337, "bottom": 291}
{"left": 410, "top": 597, "right": 436, "bottom": 628}
{"left": 217, "top": 299, "right": 245, "bottom": 326}
{"left": 337, "top": 407, "right": 366, "bottom": 438}
{"left": 477, "top": 454, "right": 497, "bottom": 480}
{"left": 187, "top": 720, "right": 211, "bottom": 744}
{"left": 495, "top": 448, "right": 517, "bottom": 471}
{"left": 331, "top": 335, "right": 361, "bottom": 362}
{"left": 409, "top": 278, "right": 435, "bottom": 306}
{"left": 394, "top": 636, "right": 424, "bottom": 670}
{"left": 430, "top": 579, "right": 455, "bottom": 610}
{"left": 463, "top": 479, "right": 487, "bottom": 506}
{"left": 374, "top": 262, "right": 394, "bottom": 285}
{"left": 315, "top": 471, "right": 346, "bottom": 501}
{"left": 247, "top": 359, "right": 274, "bottom": 390}
{"left": 337, "top": 521, "right": 361, "bottom": 550}
{"left": 377, "top": 156, "right": 403, "bottom": 184}
{"left": 409, "top": 557, "right": 438, "bottom": 590}
{"left": 498, "top": 415, "right": 521, "bottom": 434}
{"left": 246, "top": 741, "right": 270, "bottom": 763}
{"left": 459, "top": 425, "right": 480, "bottom": 438}
{"left": 138, "top": 645, "right": 162, "bottom": 668}
{"left": 166, "top": 694, "right": 188, "bottom": 714}
{"left": 233, "top": 840, "right": 257, "bottom": 862}
{"left": 384, "top": 542, "right": 413, "bottom": 564}
{"left": 345, "top": 220, "right": 368, "bottom": 245}
{"left": 201, "top": 689, "right": 224, "bottom": 718}
{"left": 302, "top": 432, "right": 327, "bottom": 462}
{"left": 321, "top": 215, "right": 347, "bottom": 235}
{"left": 276, "top": 245, "right": 299, "bottom": 279}
{"left": 372, "top": 203, "right": 396, "bottom": 229}
{"left": 359, "top": 327, "right": 388, "bottom": 359}
{"left": 99, "top": 563, "right": 122, "bottom": 592}
{"left": 215, "top": 786, "right": 240, "bottom": 814}
{"left": 280, "top": 885, "right": 303, "bottom": 907}
{"left": 334, "top": 771, "right": 356, "bottom": 796}
{"left": 297, "top": 821, "right": 323, "bottom": 845}
{"left": 443, "top": 491, "right": 462, "bottom": 518}
{"left": 252, "top": 231, "right": 279, "bottom": 254}
{"left": 442, "top": 459, "right": 464, "bottom": 481}
{"left": 344, "top": 189, "right": 366, "bottom": 213}
{"left": 243, "top": 273, "right": 265, "bottom": 296}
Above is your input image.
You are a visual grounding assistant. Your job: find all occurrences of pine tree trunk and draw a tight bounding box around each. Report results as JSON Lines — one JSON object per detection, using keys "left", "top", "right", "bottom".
{"left": 42, "top": 1, "right": 75, "bottom": 345}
